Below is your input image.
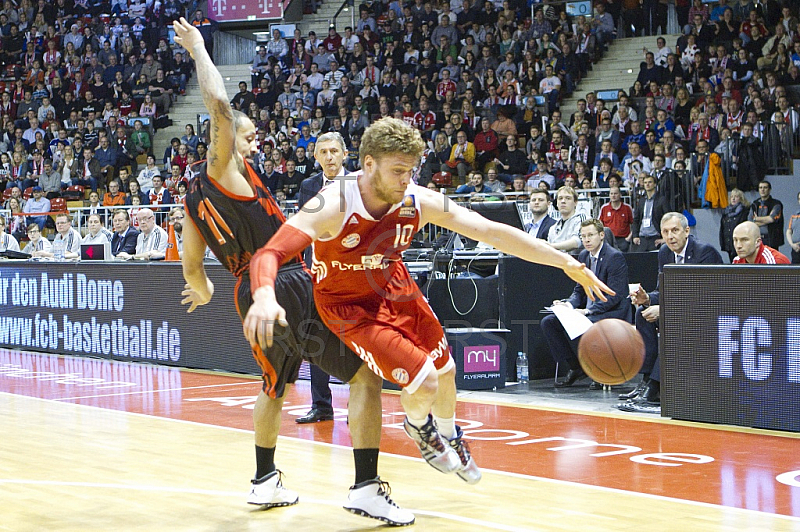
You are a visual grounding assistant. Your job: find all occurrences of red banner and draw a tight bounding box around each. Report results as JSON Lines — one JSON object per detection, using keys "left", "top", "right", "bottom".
{"left": 207, "top": 0, "right": 283, "bottom": 22}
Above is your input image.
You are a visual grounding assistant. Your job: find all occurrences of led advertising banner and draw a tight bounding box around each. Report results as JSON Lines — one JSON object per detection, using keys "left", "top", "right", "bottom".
{"left": 0, "top": 262, "right": 260, "bottom": 376}
{"left": 207, "top": 0, "right": 282, "bottom": 22}
{"left": 661, "top": 266, "right": 800, "bottom": 432}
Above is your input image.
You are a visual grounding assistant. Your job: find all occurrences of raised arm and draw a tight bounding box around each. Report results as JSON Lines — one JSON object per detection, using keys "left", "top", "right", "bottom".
{"left": 172, "top": 17, "right": 234, "bottom": 178}
{"left": 419, "top": 188, "right": 613, "bottom": 302}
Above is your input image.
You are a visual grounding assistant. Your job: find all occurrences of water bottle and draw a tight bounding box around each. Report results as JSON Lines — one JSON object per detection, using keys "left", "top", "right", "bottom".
{"left": 516, "top": 352, "right": 529, "bottom": 384}
{"left": 53, "top": 240, "right": 65, "bottom": 261}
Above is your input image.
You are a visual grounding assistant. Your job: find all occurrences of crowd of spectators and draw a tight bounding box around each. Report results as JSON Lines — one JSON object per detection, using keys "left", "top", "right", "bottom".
{"left": 0, "top": 0, "right": 213, "bottom": 244}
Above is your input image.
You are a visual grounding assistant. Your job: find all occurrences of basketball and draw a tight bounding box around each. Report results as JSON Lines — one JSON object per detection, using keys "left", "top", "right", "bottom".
{"left": 578, "top": 319, "right": 645, "bottom": 386}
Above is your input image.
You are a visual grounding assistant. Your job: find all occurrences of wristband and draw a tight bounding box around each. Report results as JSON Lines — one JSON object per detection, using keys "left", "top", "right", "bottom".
{"left": 250, "top": 224, "right": 313, "bottom": 293}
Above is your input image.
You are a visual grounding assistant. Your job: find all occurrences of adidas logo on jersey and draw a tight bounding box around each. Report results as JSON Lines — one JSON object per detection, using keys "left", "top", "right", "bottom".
{"left": 348, "top": 215, "right": 359, "bottom": 225}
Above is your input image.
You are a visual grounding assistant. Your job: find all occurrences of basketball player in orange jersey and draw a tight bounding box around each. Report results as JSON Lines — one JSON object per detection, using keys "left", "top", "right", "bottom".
{"left": 172, "top": 19, "right": 414, "bottom": 526}
{"left": 244, "top": 117, "right": 614, "bottom": 485}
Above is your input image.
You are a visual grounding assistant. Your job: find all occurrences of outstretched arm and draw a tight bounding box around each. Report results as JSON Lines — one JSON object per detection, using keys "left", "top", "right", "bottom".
{"left": 419, "top": 188, "right": 614, "bottom": 302}
{"left": 172, "top": 17, "right": 234, "bottom": 178}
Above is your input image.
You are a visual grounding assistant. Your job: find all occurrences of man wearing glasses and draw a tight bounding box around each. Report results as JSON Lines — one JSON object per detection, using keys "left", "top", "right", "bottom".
{"left": 22, "top": 224, "right": 52, "bottom": 256}
{"left": 117, "top": 208, "right": 168, "bottom": 260}
{"left": 168, "top": 208, "right": 185, "bottom": 257}
{"left": 541, "top": 218, "right": 631, "bottom": 388}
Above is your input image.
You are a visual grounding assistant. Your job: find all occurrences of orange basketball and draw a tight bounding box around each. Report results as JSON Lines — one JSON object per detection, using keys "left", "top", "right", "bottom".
{"left": 578, "top": 319, "right": 645, "bottom": 386}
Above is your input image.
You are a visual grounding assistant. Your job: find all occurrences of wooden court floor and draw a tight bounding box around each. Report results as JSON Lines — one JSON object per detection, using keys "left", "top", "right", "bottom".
{"left": 2, "top": 349, "right": 800, "bottom": 531}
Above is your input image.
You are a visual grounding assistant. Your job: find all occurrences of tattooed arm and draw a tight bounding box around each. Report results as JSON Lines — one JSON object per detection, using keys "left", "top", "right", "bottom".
{"left": 172, "top": 17, "right": 235, "bottom": 179}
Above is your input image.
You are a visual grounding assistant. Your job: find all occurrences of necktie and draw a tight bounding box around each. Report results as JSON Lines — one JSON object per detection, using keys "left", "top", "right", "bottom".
{"left": 590, "top": 256, "right": 598, "bottom": 274}
{"left": 676, "top": 254, "right": 684, "bottom": 264}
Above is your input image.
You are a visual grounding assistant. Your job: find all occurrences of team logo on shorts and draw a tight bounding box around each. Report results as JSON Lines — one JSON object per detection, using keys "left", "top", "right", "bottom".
{"left": 341, "top": 233, "right": 361, "bottom": 248}
{"left": 399, "top": 195, "right": 416, "bottom": 218}
{"left": 392, "top": 368, "right": 410, "bottom": 385}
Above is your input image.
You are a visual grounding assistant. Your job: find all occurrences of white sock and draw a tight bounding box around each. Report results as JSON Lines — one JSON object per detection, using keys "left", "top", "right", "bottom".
{"left": 406, "top": 414, "right": 430, "bottom": 429}
{"left": 433, "top": 415, "right": 456, "bottom": 439}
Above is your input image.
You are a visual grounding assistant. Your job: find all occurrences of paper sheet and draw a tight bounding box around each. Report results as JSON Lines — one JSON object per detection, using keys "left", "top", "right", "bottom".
{"left": 551, "top": 304, "right": 594, "bottom": 340}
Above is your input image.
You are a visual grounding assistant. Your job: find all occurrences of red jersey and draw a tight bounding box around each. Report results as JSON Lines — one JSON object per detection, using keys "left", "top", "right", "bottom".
{"left": 436, "top": 80, "right": 456, "bottom": 98}
{"left": 600, "top": 202, "right": 634, "bottom": 238}
{"left": 312, "top": 177, "right": 421, "bottom": 304}
{"left": 413, "top": 110, "right": 436, "bottom": 131}
{"left": 732, "top": 243, "right": 790, "bottom": 264}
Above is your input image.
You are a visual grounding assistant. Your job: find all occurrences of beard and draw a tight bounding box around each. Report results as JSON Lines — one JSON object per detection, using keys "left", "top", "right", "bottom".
{"left": 371, "top": 166, "right": 406, "bottom": 205}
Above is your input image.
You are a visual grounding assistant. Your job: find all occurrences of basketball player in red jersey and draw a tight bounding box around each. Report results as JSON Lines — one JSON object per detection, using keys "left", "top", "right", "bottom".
{"left": 172, "top": 19, "right": 414, "bottom": 526}
{"left": 244, "top": 118, "right": 614, "bottom": 485}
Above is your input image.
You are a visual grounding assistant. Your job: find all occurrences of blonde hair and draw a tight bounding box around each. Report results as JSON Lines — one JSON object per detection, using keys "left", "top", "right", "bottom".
{"left": 728, "top": 188, "right": 750, "bottom": 207}
{"left": 360, "top": 117, "right": 425, "bottom": 165}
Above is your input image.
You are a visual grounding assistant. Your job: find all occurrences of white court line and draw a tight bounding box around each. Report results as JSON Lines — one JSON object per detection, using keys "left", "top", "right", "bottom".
{"left": 3, "top": 392, "right": 800, "bottom": 524}
{"left": 0, "top": 479, "right": 534, "bottom": 532}
{"left": 53, "top": 381, "right": 260, "bottom": 401}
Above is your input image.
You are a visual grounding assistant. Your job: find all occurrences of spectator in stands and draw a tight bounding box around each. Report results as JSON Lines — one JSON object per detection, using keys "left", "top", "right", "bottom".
{"left": 719, "top": 188, "right": 750, "bottom": 262}
{"left": 592, "top": 3, "right": 615, "bottom": 48}
{"left": 126, "top": 207, "right": 167, "bottom": 260}
{"left": 75, "top": 146, "right": 101, "bottom": 192}
{"left": 0, "top": 215, "right": 20, "bottom": 252}
{"left": 4, "top": 187, "right": 24, "bottom": 211}
{"left": 137, "top": 154, "right": 160, "bottom": 193}
{"left": 548, "top": 186, "right": 585, "bottom": 253}
{"left": 539, "top": 64, "right": 562, "bottom": 111}
{"left": 442, "top": 130, "right": 475, "bottom": 186}
{"left": 622, "top": 142, "right": 652, "bottom": 184}
{"left": 749, "top": 180, "right": 784, "bottom": 250}
{"left": 732, "top": 221, "right": 790, "bottom": 264}
{"left": 191, "top": 9, "right": 217, "bottom": 61}
{"left": 103, "top": 179, "right": 127, "bottom": 207}
{"left": 94, "top": 136, "right": 118, "bottom": 185}
{"left": 8, "top": 151, "right": 30, "bottom": 191}
{"left": 600, "top": 186, "right": 634, "bottom": 252}
{"left": 21, "top": 186, "right": 50, "bottom": 230}
{"left": 21, "top": 223, "right": 51, "bottom": 256}
{"left": 168, "top": 207, "right": 185, "bottom": 256}
{"left": 525, "top": 189, "right": 557, "bottom": 240}
{"left": 39, "top": 159, "right": 61, "bottom": 198}
{"left": 110, "top": 209, "right": 139, "bottom": 257}
{"left": 494, "top": 135, "right": 528, "bottom": 184}
{"left": 482, "top": 168, "right": 505, "bottom": 193}
{"left": 127, "top": 179, "right": 149, "bottom": 206}
{"left": 631, "top": 175, "right": 666, "bottom": 251}
{"left": 148, "top": 173, "right": 173, "bottom": 211}
{"left": 526, "top": 161, "right": 556, "bottom": 191}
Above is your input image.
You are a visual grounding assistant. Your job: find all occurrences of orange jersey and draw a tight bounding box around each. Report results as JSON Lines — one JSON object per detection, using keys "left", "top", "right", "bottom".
{"left": 311, "top": 177, "right": 422, "bottom": 305}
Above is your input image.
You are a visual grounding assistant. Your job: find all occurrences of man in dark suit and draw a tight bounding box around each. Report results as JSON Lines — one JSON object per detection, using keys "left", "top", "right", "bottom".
{"left": 631, "top": 174, "right": 668, "bottom": 251}
{"left": 525, "top": 189, "right": 557, "bottom": 240}
{"left": 110, "top": 209, "right": 140, "bottom": 256}
{"left": 619, "top": 212, "right": 722, "bottom": 413}
{"left": 294, "top": 132, "right": 348, "bottom": 424}
{"left": 541, "top": 218, "right": 631, "bottom": 388}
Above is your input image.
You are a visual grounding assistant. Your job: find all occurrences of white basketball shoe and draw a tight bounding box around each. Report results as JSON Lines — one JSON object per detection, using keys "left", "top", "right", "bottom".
{"left": 343, "top": 477, "right": 415, "bottom": 526}
{"left": 247, "top": 470, "right": 299, "bottom": 508}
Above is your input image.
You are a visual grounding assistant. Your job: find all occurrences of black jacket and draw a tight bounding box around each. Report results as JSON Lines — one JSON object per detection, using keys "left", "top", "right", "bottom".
{"left": 111, "top": 227, "right": 140, "bottom": 256}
